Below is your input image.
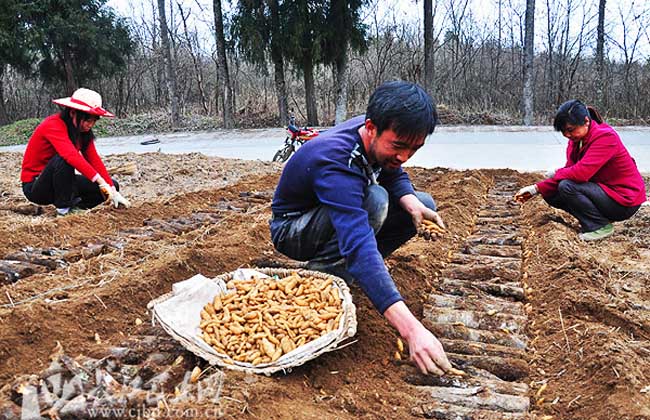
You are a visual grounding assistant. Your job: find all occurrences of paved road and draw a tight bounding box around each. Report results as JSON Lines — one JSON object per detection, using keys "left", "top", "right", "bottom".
{"left": 3, "top": 125, "right": 650, "bottom": 172}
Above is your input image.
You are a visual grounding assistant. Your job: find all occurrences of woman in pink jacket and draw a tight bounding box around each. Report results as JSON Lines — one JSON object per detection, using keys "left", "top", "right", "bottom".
{"left": 516, "top": 100, "right": 646, "bottom": 241}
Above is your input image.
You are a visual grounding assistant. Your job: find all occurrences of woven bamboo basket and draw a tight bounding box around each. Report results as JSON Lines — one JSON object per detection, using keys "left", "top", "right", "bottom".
{"left": 148, "top": 268, "right": 357, "bottom": 375}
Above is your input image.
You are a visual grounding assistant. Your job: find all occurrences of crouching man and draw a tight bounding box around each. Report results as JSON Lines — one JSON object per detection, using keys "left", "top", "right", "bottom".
{"left": 269, "top": 81, "right": 451, "bottom": 375}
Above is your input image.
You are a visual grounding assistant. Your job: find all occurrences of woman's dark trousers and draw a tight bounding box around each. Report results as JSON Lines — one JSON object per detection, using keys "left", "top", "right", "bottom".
{"left": 22, "top": 155, "right": 119, "bottom": 209}
{"left": 543, "top": 179, "right": 640, "bottom": 233}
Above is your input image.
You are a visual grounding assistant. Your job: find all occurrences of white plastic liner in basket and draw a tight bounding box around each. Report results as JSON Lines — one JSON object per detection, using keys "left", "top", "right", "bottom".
{"left": 147, "top": 268, "right": 357, "bottom": 375}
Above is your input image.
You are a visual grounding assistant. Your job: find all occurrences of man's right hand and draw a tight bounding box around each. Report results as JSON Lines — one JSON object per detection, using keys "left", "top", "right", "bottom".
{"left": 403, "top": 321, "right": 452, "bottom": 375}
{"left": 383, "top": 301, "right": 452, "bottom": 375}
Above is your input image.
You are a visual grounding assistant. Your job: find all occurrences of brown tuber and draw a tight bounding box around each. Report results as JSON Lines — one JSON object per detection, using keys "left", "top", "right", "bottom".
{"left": 199, "top": 273, "right": 343, "bottom": 366}
{"left": 419, "top": 219, "right": 446, "bottom": 240}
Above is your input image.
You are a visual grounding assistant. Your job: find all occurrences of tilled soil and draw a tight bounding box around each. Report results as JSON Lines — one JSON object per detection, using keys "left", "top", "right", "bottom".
{"left": 0, "top": 151, "right": 648, "bottom": 419}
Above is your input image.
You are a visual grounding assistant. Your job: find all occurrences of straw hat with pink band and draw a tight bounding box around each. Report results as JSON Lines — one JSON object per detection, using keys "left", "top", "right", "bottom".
{"left": 52, "top": 88, "right": 115, "bottom": 118}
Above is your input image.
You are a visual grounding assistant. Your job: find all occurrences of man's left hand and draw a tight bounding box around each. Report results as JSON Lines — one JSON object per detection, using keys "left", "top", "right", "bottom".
{"left": 411, "top": 205, "right": 445, "bottom": 231}
{"left": 400, "top": 194, "right": 445, "bottom": 230}
{"left": 422, "top": 208, "right": 445, "bottom": 229}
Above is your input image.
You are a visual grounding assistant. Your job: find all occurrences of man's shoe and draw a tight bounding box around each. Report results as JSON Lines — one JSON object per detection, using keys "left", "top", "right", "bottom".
{"left": 578, "top": 223, "right": 614, "bottom": 241}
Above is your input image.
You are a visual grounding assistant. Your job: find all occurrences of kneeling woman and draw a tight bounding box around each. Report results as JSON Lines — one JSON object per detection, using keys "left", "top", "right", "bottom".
{"left": 21, "top": 88, "right": 130, "bottom": 215}
{"left": 516, "top": 99, "right": 646, "bottom": 241}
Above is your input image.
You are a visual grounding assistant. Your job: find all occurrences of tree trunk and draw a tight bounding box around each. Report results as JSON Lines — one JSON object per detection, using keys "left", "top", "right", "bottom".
{"left": 595, "top": 0, "right": 606, "bottom": 105}
{"left": 213, "top": 0, "right": 234, "bottom": 128}
{"left": 522, "top": 0, "right": 535, "bottom": 125}
{"left": 157, "top": 0, "right": 180, "bottom": 127}
{"left": 334, "top": 51, "right": 349, "bottom": 125}
{"left": 303, "top": 52, "right": 318, "bottom": 126}
{"left": 116, "top": 75, "right": 124, "bottom": 117}
{"left": 268, "top": 0, "right": 288, "bottom": 125}
{"left": 62, "top": 48, "right": 77, "bottom": 93}
{"left": 423, "top": 0, "right": 434, "bottom": 97}
{"left": 271, "top": 56, "right": 289, "bottom": 126}
{"left": 0, "top": 67, "right": 8, "bottom": 125}
{"left": 150, "top": 0, "right": 162, "bottom": 107}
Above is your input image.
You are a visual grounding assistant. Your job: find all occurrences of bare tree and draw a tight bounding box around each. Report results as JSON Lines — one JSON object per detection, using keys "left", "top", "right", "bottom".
{"left": 555, "top": 0, "right": 594, "bottom": 104}
{"left": 423, "top": 0, "right": 434, "bottom": 97}
{"left": 543, "top": 0, "right": 557, "bottom": 106}
{"left": 593, "top": 0, "right": 606, "bottom": 107}
{"left": 542, "top": 0, "right": 592, "bottom": 107}
{"left": 491, "top": 0, "right": 503, "bottom": 89}
{"left": 146, "top": 0, "right": 164, "bottom": 107}
{"left": 609, "top": 1, "right": 648, "bottom": 117}
{"left": 213, "top": 0, "right": 234, "bottom": 128}
{"left": 298, "top": 0, "right": 319, "bottom": 126}
{"left": 596, "top": 0, "right": 606, "bottom": 74}
{"left": 522, "top": 0, "right": 535, "bottom": 125}
{"left": 442, "top": 0, "right": 471, "bottom": 105}
{"left": 177, "top": 2, "right": 209, "bottom": 114}
{"left": 6, "top": 0, "right": 650, "bottom": 127}
{"left": 157, "top": 0, "right": 180, "bottom": 126}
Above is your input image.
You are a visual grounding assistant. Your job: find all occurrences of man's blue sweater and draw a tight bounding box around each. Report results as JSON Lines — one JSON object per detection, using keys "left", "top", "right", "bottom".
{"left": 271, "top": 115, "right": 416, "bottom": 313}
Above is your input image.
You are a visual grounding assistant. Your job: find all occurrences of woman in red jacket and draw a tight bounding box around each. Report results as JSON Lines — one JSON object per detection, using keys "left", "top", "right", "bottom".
{"left": 21, "top": 88, "right": 130, "bottom": 216}
{"left": 516, "top": 100, "right": 646, "bottom": 241}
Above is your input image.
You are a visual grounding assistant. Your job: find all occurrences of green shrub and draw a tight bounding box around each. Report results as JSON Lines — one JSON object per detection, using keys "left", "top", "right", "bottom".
{"left": 0, "top": 118, "right": 41, "bottom": 146}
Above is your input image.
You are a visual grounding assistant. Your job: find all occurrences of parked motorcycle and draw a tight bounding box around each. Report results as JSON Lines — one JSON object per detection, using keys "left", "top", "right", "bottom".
{"left": 272, "top": 112, "right": 322, "bottom": 163}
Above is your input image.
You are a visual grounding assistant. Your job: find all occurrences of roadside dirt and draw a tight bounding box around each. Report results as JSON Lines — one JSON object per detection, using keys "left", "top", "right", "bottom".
{"left": 0, "top": 151, "right": 648, "bottom": 419}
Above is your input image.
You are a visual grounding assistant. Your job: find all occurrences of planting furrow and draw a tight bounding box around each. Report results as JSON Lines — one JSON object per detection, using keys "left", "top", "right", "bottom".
{"left": 0, "top": 211, "right": 231, "bottom": 286}
{"left": 412, "top": 177, "right": 531, "bottom": 419}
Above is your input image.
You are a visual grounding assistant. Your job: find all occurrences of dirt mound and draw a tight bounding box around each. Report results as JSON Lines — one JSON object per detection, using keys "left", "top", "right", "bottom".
{"left": 522, "top": 182, "right": 650, "bottom": 419}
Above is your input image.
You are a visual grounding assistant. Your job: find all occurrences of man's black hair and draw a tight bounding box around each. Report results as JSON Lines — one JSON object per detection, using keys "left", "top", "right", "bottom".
{"left": 60, "top": 108, "right": 96, "bottom": 151}
{"left": 365, "top": 80, "right": 438, "bottom": 142}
